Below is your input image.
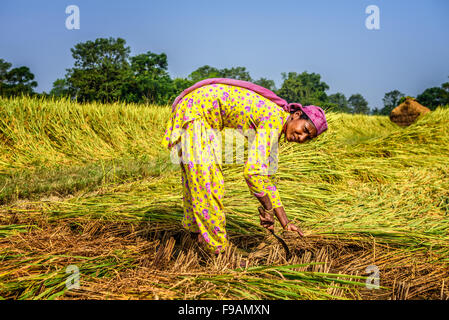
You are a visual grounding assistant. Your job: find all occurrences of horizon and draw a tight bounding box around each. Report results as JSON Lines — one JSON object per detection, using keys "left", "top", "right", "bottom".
{"left": 1, "top": 0, "right": 448, "bottom": 109}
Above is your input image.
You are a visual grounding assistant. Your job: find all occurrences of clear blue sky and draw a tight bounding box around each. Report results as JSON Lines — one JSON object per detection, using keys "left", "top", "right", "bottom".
{"left": 1, "top": 0, "right": 448, "bottom": 109}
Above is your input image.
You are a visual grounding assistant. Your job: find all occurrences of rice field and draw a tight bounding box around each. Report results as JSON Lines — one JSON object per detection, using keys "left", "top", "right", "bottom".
{"left": 0, "top": 96, "right": 448, "bottom": 300}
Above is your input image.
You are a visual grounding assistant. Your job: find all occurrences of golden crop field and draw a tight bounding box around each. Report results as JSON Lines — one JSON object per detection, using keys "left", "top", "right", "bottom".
{"left": 1, "top": 96, "right": 448, "bottom": 299}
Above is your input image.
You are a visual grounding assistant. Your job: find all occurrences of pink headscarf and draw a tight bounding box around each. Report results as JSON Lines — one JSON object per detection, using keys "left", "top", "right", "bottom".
{"left": 172, "top": 78, "right": 328, "bottom": 136}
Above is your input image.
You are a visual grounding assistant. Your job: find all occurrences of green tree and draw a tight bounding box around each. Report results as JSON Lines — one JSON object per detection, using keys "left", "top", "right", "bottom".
{"left": 188, "top": 65, "right": 252, "bottom": 82}
{"left": 327, "top": 92, "right": 350, "bottom": 113}
{"left": 442, "top": 81, "right": 449, "bottom": 95}
{"left": 417, "top": 87, "right": 447, "bottom": 110}
{"left": 167, "top": 77, "right": 194, "bottom": 101}
{"left": 0, "top": 59, "right": 12, "bottom": 96}
{"left": 253, "top": 77, "right": 276, "bottom": 91}
{"left": 65, "top": 37, "right": 131, "bottom": 102}
{"left": 276, "top": 71, "right": 329, "bottom": 105}
{"left": 0, "top": 59, "right": 11, "bottom": 80}
{"left": 219, "top": 67, "right": 252, "bottom": 81}
{"left": 348, "top": 94, "right": 370, "bottom": 114}
{"left": 49, "top": 78, "right": 70, "bottom": 97}
{"left": 129, "top": 52, "right": 168, "bottom": 77}
{"left": 381, "top": 90, "right": 405, "bottom": 115}
{"left": 122, "top": 51, "right": 174, "bottom": 104}
{"left": 188, "top": 65, "right": 221, "bottom": 83}
{"left": 371, "top": 107, "right": 381, "bottom": 115}
{"left": 442, "top": 80, "right": 449, "bottom": 107}
{"left": 416, "top": 77, "right": 449, "bottom": 110}
{"left": 0, "top": 58, "right": 37, "bottom": 97}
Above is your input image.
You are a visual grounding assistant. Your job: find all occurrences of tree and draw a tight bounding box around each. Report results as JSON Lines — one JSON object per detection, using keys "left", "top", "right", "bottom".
{"left": 65, "top": 37, "right": 131, "bottom": 102}
{"left": 188, "top": 65, "right": 221, "bottom": 83}
{"left": 327, "top": 93, "right": 350, "bottom": 113}
{"left": 167, "top": 77, "right": 194, "bottom": 101}
{"left": 417, "top": 87, "right": 447, "bottom": 110}
{"left": 49, "top": 78, "right": 70, "bottom": 97}
{"left": 381, "top": 90, "right": 405, "bottom": 115}
{"left": 0, "top": 59, "right": 13, "bottom": 96}
{"left": 129, "top": 52, "right": 169, "bottom": 77}
{"left": 58, "top": 37, "right": 183, "bottom": 104}
{"left": 348, "top": 94, "right": 370, "bottom": 114}
{"left": 0, "top": 58, "right": 37, "bottom": 97}
{"left": 416, "top": 77, "right": 449, "bottom": 110}
{"left": 219, "top": 67, "right": 252, "bottom": 81}
{"left": 188, "top": 65, "right": 252, "bottom": 83}
{"left": 122, "top": 51, "right": 174, "bottom": 104}
{"left": 276, "top": 71, "right": 329, "bottom": 106}
{"left": 253, "top": 78, "right": 276, "bottom": 91}
{"left": 442, "top": 81, "right": 449, "bottom": 95}
{"left": 442, "top": 80, "right": 449, "bottom": 107}
{"left": 371, "top": 107, "right": 381, "bottom": 115}
{"left": 0, "top": 59, "right": 11, "bottom": 81}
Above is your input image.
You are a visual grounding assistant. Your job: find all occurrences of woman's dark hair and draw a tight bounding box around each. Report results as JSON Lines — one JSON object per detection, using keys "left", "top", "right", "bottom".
{"left": 288, "top": 109, "right": 316, "bottom": 134}
{"left": 289, "top": 108, "right": 311, "bottom": 122}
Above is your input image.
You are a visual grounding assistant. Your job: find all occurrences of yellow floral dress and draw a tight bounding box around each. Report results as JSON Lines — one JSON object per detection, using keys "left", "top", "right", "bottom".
{"left": 162, "top": 84, "right": 290, "bottom": 253}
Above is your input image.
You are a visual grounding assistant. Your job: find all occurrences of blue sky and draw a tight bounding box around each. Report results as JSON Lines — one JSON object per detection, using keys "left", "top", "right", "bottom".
{"left": 1, "top": 0, "right": 448, "bottom": 109}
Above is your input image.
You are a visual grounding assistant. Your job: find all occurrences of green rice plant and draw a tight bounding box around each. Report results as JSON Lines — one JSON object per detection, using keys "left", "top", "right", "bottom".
{"left": 177, "top": 263, "right": 371, "bottom": 300}
{"left": 0, "top": 252, "right": 137, "bottom": 300}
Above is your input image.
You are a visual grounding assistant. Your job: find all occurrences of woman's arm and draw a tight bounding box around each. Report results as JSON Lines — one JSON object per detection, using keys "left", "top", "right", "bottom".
{"left": 244, "top": 121, "right": 304, "bottom": 236}
{"left": 256, "top": 194, "right": 304, "bottom": 236}
{"left": 256, "top": 194, "right": 287, "bottom": 225}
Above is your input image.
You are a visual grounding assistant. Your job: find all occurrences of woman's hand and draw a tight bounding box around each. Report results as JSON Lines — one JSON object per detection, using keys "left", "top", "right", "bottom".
{"left": 258, "top": 206, "right": 275, "bottom": 231}
{"left": 259, "top": 213, "right": 275, "bottom": 231}
{"left": 284, "top": 222, "right": 304, "bottom": 237}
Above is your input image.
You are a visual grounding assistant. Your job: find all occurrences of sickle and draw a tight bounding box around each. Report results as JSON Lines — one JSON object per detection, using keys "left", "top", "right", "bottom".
{"left": 269, "top": 229, "right": 292, "bottom": 261}
{"left": 258, "top": 206, "right": 292, "bottom": 261}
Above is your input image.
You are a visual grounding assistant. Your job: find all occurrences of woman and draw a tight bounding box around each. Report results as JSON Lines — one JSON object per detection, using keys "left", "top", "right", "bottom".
{"left": 162, "top": 78, "right": 328, "bottom": 254}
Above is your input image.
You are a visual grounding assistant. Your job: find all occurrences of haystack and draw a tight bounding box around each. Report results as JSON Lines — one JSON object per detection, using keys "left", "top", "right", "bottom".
{"left": 389, "top": 98, "right": 430, "bottom": 126}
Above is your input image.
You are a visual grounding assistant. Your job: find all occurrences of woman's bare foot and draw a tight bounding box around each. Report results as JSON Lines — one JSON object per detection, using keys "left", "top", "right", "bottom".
{"left": 197, "top": 233, "right": 205, "bottom": 244}
{"left": 190, "top": 232, "right": 203, "bottom": 244}
{"left": 192, "top": 233, "right": 226, "bottom": 256}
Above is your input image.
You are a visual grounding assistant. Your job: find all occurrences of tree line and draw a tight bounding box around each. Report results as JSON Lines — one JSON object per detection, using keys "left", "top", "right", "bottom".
{"left": 1, "top": 37, "right": 448, "bottom": 114}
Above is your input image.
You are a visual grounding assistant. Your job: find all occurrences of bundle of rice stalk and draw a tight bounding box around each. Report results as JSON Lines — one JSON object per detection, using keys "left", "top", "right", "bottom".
{"left": 389, "top": 97, "right": 431, "bottom": 127}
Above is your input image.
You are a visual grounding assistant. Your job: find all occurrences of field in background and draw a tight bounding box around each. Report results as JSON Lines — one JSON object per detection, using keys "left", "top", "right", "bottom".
{"left": 0, "top": 96, "right": 448, "bottom": 299}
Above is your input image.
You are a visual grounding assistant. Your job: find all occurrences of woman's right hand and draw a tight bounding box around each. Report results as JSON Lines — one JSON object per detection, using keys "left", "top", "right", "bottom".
{"left": 258, "top": 206, "right": 275, "bottom": 231}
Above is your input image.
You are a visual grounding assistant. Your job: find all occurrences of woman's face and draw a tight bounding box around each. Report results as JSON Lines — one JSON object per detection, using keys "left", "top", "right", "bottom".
{"left": 285, "top": 110, "right": 318, "bottom": 143}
